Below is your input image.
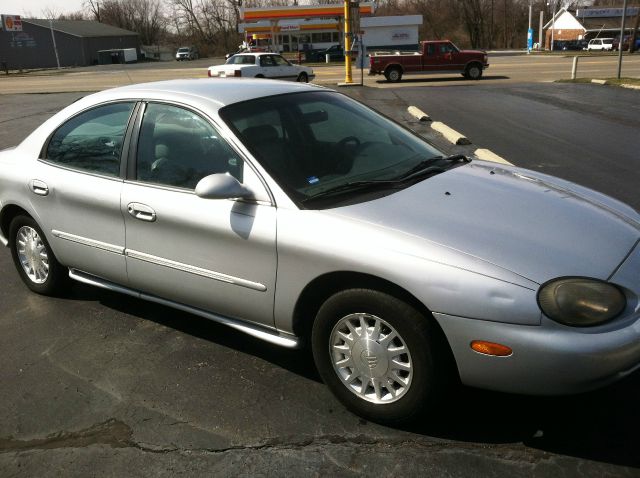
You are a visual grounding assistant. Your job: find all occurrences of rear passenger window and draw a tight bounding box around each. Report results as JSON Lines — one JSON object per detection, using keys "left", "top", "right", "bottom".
{"left": 136, "top": 103, "right": 243, "bottom": 189}
{"left": 46, "top": 102, "right": 135, "bottom": 177}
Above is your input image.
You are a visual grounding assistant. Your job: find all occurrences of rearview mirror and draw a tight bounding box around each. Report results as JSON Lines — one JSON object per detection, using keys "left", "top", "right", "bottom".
{"left": 195, "top": 174, "right": 254, "bottom": 200}
{"left": 302, "top": 110, "right": 328, "bottom": 124}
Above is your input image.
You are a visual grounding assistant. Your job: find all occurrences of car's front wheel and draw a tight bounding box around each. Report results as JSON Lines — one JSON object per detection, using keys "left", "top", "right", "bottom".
{"left": 9, "top": 215, "right": 67, "bottom": 296}
{"left": 465, "top": 63, "right": 483, "bottom": 80}
{"left": 312, "top": 289, "right": 444, "bottom": 425}
{"left": 297, "top": 72, "right": 309, "bottom": 82}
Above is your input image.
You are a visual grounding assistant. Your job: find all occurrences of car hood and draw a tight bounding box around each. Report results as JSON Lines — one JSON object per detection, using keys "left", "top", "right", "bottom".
{"left": 329, "top": 162, "right": 640, "bottom": 284}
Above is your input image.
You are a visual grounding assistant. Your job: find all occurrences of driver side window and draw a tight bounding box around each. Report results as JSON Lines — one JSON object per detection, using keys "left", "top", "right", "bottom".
{"left": 136, "top": 103, "right": 243, "bottom": 189}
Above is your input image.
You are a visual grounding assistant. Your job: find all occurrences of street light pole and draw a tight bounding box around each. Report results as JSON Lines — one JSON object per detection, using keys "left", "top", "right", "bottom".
{"left": 527, "top": 2, "right": 532, "bottom": 53}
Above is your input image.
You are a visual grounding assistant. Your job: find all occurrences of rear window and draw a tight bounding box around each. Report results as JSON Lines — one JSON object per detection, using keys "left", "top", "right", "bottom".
{"left": 603, "top": 39, "right": 613, "bottom": 44}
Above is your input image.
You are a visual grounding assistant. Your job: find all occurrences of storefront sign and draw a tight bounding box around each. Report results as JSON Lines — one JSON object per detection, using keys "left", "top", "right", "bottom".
{"left": 576, "top": 7, "right": 639, "bottom": 18}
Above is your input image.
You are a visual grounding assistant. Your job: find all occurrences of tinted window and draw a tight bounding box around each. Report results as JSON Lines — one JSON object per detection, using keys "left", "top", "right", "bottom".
{"left": 136, "top": 103, "right": 243, "bottom": 189}
{"left": 273, "top": 55, "right": 289, "bottom": 66}
{"left": 221, "top": 92, "right": 443, "bottom": 207}
{"left": 260, "top": 56, "right": 277, "bottom": 67}
{"left": 46, "top": 102, "right": 135, "bottom": 177}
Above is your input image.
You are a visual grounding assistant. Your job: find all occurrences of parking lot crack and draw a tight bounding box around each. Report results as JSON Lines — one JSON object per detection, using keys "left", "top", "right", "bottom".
{"left": 0, "top": 419, "right": 135, "bottom": 453}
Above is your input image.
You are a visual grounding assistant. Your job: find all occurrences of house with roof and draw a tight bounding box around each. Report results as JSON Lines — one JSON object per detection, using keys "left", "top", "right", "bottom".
{"left": 0, "top": 18, "right": 139, "bottom": 69}
{"left": 543, "top": 6, "right": 639, "bottom": 48}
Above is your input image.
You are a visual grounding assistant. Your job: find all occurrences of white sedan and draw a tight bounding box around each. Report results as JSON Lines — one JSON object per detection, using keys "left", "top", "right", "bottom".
{"left": 208, "top": 53, "right": 315, "bottom": 82}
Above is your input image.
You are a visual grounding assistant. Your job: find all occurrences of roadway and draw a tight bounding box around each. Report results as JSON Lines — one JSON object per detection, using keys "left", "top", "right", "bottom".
{"left": 0, "top": 53, "right": 639, "bottom": 93}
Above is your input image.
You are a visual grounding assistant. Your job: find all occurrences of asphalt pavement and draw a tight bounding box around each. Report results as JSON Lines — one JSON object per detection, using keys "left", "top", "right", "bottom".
{"left": 0, "top": 83, "right": 639, "bottom": 476}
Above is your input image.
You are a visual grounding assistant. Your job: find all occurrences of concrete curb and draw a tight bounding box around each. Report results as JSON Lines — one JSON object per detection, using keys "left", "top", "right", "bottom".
{"left": 474, "top": 148, "right": 513, "bottom": 165}
{"left": 407, "top": 106, "right": 431, "bottom": 122}
{"left": 431, "top": 121, "right": 471, "bottom": 145}
{"left": 621, "top": 84, "right": 640, "bottom": 90}
{"left": 591, "top": 79, "right": 607, "bottom": 84}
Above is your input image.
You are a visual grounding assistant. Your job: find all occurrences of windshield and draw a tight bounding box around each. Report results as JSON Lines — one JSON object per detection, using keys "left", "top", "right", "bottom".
{"left": 178, "top": 47, "right": 190, "bottom": 52}
{"left": 220, "top": 91, "right": 451, "bottom": 208}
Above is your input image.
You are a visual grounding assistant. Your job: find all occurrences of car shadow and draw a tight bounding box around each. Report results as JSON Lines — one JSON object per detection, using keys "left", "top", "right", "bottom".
{"left": 66, "top": 280, "right": 321, "bottom": 383}
{"left": 67, "top": 280, "right": 639, "bottom": 468}
{"left": 375, "top": 75, "right": 509, "bottom": 84}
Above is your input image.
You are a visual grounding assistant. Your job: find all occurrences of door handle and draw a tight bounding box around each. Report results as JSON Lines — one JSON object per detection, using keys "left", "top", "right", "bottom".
{"left": 30, "top": 179, "right": 49, "bottom": 196}
{"left": 127, "top": 202, "right": 157, "bottom": 222}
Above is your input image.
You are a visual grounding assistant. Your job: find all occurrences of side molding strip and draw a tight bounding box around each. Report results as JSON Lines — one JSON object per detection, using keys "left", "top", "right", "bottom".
{"left": 68, "top": 269, "right": 298, "bottom": 349}
{"left": 125, "top": 249, "right": 267, "bottom": 292}
{"left": 52, "top": 230, "right": 125, "bottom": 255}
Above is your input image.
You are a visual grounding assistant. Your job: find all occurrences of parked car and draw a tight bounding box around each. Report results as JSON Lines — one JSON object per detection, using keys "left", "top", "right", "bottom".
{"left": 311, "top": 44, "right": 345, "bottom": 62}
{"left": 176, "top": 46, "right": 199, "bottom": 61}
{"left": 208, "top": 53, "right": 314, "bottom": 82}
{"left": 369, "top": 40, "right": 488, "bottom": 82}
{"left": 553, "top": 39, "right": 588, "bottom": 51}
{"left": 613, "top": 35, "right": 640, "bottom": 51}
{"left": 1, "top": 79, "right": 640, "bottom": 425}
{"left": 587, "top": 38, "right": 614, "bottom": 51}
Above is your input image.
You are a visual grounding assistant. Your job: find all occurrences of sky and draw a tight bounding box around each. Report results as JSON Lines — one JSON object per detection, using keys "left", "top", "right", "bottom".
{"left": 0, "top": 0, "right": 86, "bottom": 18}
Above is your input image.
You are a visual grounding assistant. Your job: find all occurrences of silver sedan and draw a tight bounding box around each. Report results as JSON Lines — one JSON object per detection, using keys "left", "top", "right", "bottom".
{"left": 1, "top": 79, "right": 639, "bottom": 424}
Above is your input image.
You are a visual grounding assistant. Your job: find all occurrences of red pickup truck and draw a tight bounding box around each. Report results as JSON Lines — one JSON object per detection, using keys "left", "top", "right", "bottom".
{"left": 369, "top": 40, "right": 489, "bottom": 82}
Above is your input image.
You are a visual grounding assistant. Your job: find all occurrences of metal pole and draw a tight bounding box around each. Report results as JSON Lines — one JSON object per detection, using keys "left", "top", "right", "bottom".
{"left": 539, "top": 11, "right": 544, "bottom": 50}
{"left": 550, "top": 1, "right": 557, "bottom": 52}
{"left": 49, "top": 19, "right": 61, "bottom": 69}
{"left": 571, "top": 56, "right": 579, "bottom": 79}
{"left": 617, "top": 0, "right": 628, "bottom": 79}
{"left": 344, "top": 0, "right": 353, "bottom": 83}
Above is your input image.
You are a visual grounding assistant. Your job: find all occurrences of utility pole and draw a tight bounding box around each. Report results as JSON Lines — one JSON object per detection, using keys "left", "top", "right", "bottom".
{"left": 617, "top": 0, "right": 628, "bottom": 79}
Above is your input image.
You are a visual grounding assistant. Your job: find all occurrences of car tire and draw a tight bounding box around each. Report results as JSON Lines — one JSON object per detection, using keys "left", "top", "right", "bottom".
{"left": 465, "top": 63, "right": 483, "bottom": 80}
{"left": 297, "top": 72, "right": 309, "bottom": 83}
{"left": 9, "top": 215, "right": 68, "bottom": 296}
{"left": 384, "top": 66, "right": 402, "bottom": 83}
{"left": 312, "top": 288, "right": 445, "bottom": 425}
{"left": 255, "top": 74, "right": 265, "bottom": 78}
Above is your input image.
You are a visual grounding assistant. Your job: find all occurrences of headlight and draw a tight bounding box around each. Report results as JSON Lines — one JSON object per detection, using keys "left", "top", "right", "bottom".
{"left": 538, "top": 278, "right": 626, "bottom": 326}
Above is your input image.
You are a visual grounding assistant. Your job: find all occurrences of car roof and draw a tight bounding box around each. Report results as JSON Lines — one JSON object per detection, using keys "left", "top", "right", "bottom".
{"left": 80, "top": 78, "right": 323, "bottom": 111}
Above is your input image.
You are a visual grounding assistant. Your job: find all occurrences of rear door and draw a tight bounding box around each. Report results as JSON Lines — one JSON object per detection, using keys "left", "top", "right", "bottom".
{"left": 32, "top": 101, "right": 137, "bottom": 285}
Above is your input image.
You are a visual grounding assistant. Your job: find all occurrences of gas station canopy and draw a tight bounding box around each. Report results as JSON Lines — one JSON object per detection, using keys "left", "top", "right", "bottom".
{"left": 241, "top": 3, "right": 375, "bottom": 22}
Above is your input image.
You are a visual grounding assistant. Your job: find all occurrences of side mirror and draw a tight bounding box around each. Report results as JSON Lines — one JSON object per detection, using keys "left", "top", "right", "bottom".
{"left": 195, "top": 174, "right": 254, "bottom": 200}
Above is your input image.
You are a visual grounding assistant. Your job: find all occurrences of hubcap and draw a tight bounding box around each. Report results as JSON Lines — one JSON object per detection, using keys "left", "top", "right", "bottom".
{"left": 16, "top": 226, "right": 49, "bottom": 284}
{"left": 330, "top": 313, "right": 412, "bottom": 404}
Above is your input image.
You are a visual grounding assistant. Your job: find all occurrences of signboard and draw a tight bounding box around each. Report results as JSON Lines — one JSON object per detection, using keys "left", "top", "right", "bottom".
{"left": 279, "top": 25, "right": 300, "bottom": 32}
{"left": 527, "top": 28, "right": 533, "bottom": 51}
{"left": 1, "top": 14, "right": 23, "bottom": 31}
{"left": 576, "top": 7, "right": 639, "bottom": 18}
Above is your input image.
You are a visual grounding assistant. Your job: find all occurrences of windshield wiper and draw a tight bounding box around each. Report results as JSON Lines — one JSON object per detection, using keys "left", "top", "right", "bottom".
{"left": 301, "top": 179, "right": 401, "bottom": 204}
{"left": 397, "top": 154, "right": 469, "bottom": 180}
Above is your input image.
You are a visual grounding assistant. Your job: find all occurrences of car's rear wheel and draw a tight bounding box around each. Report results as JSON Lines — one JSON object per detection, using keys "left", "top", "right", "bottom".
{"left": 255, "top": 74, "right": 265, "bottom": 78}
{"left": 465, "top": 63, "right": 483, "bottom": 80}
{"left": 9, "top": 216, "right": 67, "bottom": 296}
{"left": 297, "top": 72, "right": 309, "bottom": 83}
{"left": 312, "top": 289, "right": 444, "bottom": 425}
{"left": 384, "top": 67, "right": 402, "bottom": 83}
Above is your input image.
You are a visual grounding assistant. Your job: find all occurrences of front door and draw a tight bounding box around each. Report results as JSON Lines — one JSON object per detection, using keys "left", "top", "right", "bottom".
{"left": 122, "top": 102, "right": 277, "bottom": 327}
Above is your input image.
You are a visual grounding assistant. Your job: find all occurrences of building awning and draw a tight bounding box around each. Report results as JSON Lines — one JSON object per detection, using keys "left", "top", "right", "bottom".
{"left": 242, "top": 3, "right": 374, "bottom": 21}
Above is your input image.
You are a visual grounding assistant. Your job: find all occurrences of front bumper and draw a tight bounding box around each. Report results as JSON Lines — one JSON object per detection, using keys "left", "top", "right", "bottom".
{"left": 434, "top": 311, "right": 640, "bottom": 395}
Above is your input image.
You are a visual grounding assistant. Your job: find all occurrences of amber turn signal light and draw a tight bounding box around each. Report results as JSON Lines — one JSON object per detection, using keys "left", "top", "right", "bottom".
{"left": 470, "top": 340, "right": 512, "bottom": 356}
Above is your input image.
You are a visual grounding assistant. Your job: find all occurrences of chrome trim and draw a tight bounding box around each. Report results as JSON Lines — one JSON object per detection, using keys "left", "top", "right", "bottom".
{"left": 125, "top": 249, "right": 267, "bottom": 292}
{"left": 0, "top": 232, "right": 7, "bottom": 247}
{"left": 68, "top": 269, "right": 298, "bottom": 348}
{"left": 51, "top": 230, "right": 125, "bottom": 255}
